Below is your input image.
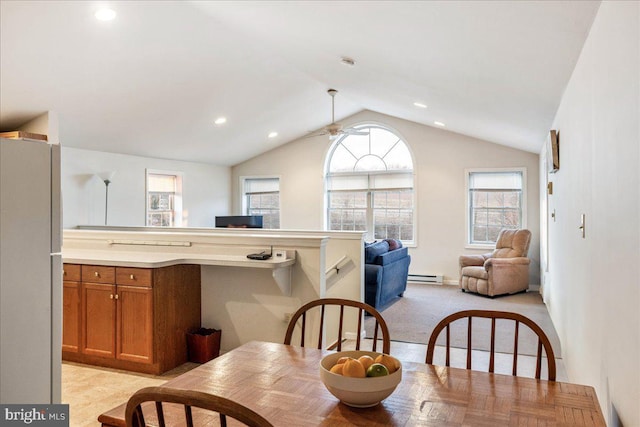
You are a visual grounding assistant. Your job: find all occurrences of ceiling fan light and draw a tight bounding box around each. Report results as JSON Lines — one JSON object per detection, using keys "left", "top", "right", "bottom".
{"left": 434, "top": 121, "right": 446, "bottom": 127}
{"left": 413, "top": 102, "right": 427, "bottom": 109}
{"left": 268, "top": 132, "right": 278, "bottom": 138}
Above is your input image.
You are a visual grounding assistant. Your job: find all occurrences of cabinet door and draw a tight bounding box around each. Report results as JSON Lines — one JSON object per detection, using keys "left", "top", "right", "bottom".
{"left": 82, "top": 282, "right": 116, "bottom": 358}
{"left": 116, "top": 285, "right": 153, "bottom": 364}
{"left": 62, "top": 280, "right": 80, "bottom": 353}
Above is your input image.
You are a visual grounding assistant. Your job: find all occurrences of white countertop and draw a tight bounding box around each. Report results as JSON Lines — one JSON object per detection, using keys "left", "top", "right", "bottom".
{"left": 62, "top": 249, "right": 295, "bottom": 269}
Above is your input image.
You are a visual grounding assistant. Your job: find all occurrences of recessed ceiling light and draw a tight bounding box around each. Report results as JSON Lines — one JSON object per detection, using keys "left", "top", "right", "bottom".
{"left": 268, "top": 132, "right": 278, "bottom": 138}
{"left": 214, "top": 117, "right": 227, "bottom": 125}
{"left": 95, "top": 8, "right": 116, "bottom": 21}
{"left": 434, "top": 121, "right": 446, "bottom": 127}
{"left": 413, "top": 102, "right": 427, "bottom": 109}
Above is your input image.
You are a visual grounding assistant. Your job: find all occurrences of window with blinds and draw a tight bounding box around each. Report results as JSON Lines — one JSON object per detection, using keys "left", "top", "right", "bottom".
{"left": 146, "top": 171, "right": 182, "bottom": 227}
{"left": 243, "top": 177, "right": 280, "bottom": 229}
{"left": 326, "top": 124, "right": 415, "bottom": 243}
{"left": 467, "top": 169, "right": 525, "bottom": 244}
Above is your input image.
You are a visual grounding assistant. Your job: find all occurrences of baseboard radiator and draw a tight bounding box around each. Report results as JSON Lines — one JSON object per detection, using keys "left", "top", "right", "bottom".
{"left": 408, "top": 273, "right": 443, "bottom": 284}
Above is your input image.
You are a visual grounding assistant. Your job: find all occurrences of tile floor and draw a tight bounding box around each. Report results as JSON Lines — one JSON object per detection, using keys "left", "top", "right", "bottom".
{"left": 62, "top": 341, "right": 566, "bottom": 426}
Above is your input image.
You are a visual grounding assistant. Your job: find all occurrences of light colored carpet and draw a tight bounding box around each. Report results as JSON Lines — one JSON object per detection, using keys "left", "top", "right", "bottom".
{"left": 365, "top": 283, "right": 562, "bottom": 357}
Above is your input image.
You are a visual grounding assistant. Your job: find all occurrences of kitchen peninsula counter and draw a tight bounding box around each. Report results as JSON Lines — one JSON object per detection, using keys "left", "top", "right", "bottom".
{"left": 63, "top": 227, "right": 365, "bottom": 357}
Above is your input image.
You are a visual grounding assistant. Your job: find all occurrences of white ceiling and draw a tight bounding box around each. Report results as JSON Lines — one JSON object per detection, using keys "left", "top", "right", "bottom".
{"left": 0, "top": 1, "right": 600, "bottom": 166}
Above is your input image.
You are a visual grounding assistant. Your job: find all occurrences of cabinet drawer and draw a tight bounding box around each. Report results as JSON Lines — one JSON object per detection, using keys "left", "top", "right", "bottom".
{"left": 81, "top": 265, "right": 115, "bottom": 284}
{"left": 63, "top": 264, "right": 81, "bottom": 282}
{"left": 116, "top": 267, "right": 152, "bottom": 287}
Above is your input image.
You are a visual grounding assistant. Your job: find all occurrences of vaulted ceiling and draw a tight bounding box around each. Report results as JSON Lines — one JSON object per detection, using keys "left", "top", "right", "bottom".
{"left": 0, "top": 1, "right": 600, "bottom": 166}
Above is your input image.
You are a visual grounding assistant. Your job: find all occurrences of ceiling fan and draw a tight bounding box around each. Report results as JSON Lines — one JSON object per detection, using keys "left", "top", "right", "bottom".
{"left": 307, "top": 89, "right": 369, "bottom": 140}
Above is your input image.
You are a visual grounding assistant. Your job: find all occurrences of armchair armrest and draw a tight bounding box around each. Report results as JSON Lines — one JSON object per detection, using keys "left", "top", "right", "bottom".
{"left": 484, "top": 256, "right": 531, "bottom": 295}
{"left": 459, "top": 254, "right": 485, "bottom": 268}
{"left": 376, "top": 247, "right": 409, "bottom": 266}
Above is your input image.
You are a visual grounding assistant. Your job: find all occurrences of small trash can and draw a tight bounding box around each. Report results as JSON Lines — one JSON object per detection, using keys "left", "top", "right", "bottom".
{"left": 186, "top": 328, "right": 221, "bottom": 363}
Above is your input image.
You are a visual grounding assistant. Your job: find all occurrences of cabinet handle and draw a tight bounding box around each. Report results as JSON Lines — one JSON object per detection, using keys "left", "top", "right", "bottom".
{"left": 63, "top": 270, "right": 66, "bottom": 276}
{"left": 94, "top": 271, "right": 100, "bottom": 277}
{"left": 130, "top": 274, "right": 135, "bottom": 280}
{"left": 110, "top": 294, "right": 114, "bottom": 299}
{"left": 114, "top": 294, "right": 119, "bottom": 300}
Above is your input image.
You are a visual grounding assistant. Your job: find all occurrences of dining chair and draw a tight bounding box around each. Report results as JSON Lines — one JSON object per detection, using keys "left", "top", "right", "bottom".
{"left": 425, "top": 309, "right": 556, "bottom": 380}
{"left": 284, "top": 298, "right": 391, "bottom": 354}
{"left": 125, "top": 386, "right": 274, "bottom": 427}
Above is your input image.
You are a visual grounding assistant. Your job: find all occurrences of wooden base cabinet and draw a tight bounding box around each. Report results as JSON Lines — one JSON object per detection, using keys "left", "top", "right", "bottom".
{"left": 62, "top": 263, "right": 201, "bottom": 374}
{"left": 117, "top": 284, "right": 153, "bottom": 364}
{"left": 82, "top": 281, "right": 116, "bottom": 359}
{"left": 62, "top": 264, "right": 81, "bottom": 353}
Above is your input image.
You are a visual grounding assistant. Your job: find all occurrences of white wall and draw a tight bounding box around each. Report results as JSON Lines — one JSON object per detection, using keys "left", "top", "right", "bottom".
{"left": 61, "top": 147, "right": 231, "bottom": 228}
{"left": 542, "top": 2, "right": 639, "bottom": 425}
{"left": 232, "top": 110, "right": 540, "bottom": 285}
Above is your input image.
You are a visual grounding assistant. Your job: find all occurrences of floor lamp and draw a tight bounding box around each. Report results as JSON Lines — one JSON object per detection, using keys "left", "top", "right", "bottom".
{"left": 98, "top": 172, "right": 116, "bottom": 225}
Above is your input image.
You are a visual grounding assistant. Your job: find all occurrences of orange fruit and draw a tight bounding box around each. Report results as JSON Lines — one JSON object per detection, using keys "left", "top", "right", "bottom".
{"left": 374, "top": 354, "right": 399, "bottom": 374}
{"left": 357, "top": 355, "right": 375, "bottom": 371}
{"left": 336, "top": 356, "right": 351, "bottom": 365}
{"left": 330, "top": 363, "right": 344, "bottom": 375}
{"left": 342, "top": 358, "right": 366, "bottom": 378}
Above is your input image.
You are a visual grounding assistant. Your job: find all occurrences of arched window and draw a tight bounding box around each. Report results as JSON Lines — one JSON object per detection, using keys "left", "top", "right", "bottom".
{"left": 325, "top": 124, "right": 415, "bottom": 243}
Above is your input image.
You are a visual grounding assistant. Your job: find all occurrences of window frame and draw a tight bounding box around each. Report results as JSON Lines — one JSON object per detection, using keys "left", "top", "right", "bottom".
{"left": 324, "top": 123, "right": 416, "bottom": 245}
{"left": 464, "top": 167, "right": 527, "bottom": 249}
{"left": 240, "top": 176, "right": 281, "bottom": 229}
{"left": 145, "top": 169, "right": 183, "bottom": 227}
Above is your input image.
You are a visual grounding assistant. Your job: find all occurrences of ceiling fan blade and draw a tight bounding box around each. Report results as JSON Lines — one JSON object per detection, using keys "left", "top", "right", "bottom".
{"left": 344, "top": 129, "right": 369, "bottom": 136}
{"left": 304, "top": 130, "right": 329, "bottom": 139}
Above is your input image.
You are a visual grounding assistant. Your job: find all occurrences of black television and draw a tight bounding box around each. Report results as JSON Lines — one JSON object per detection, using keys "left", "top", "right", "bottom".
{"left": 215, "top": 215, "right": 263, "bottom": 228}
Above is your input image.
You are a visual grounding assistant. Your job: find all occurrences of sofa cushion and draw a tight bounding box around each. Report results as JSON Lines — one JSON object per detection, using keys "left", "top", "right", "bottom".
{"left": 461, "top": 266, "right": 488, "bottom": 280}
{"left": 385, "top": 239, "right": 402, "bottom": 251}
{"left": 364, "top": 240, "right": 389, "bottom": 264}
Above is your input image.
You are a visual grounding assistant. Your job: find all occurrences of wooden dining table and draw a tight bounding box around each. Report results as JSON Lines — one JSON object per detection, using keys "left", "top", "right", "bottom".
{"left": 98, "top": 340, "right": 606, "bottom": 426}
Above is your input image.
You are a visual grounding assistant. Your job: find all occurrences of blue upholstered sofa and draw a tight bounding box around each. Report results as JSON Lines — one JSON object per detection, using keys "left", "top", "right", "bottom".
{"left": 364, "top": 239, "right": 411, "bottom": 311}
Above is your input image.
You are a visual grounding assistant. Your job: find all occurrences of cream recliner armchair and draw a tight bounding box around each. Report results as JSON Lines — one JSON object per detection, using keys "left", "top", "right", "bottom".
{"left": 459, "top": 229, "right": 531, "bottom": 297}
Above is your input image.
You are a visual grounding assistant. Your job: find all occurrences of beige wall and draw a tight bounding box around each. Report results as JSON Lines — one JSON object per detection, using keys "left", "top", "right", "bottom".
{"left": 541, "top": 2, "right": 639, "bottom": 425}
{"left": 232, "top": 110, "right": 540, "bottom": 285}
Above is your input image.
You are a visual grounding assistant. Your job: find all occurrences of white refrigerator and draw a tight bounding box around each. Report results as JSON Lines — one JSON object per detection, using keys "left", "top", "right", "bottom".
{"left": 0, "top": 136, "right": 62, "bottom": 403}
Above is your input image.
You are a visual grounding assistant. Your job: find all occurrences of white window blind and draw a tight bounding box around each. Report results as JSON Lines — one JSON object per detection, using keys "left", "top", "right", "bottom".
{"left": 469, "top": 172, "right": 522, "bottom": 191}
{"left": 244, "top": 177, "right": 279, "bottom": 194}
{"left": 148, "top": 174, "right": 177, "bottom": 192}
{"left": 327, "top": 173, "right": 413, "bottom": 192}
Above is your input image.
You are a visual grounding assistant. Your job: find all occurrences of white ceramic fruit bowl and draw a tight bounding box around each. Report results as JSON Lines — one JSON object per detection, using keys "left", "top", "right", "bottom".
{"left": 319, "top": 350, "right": 402, "bottom": 408}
